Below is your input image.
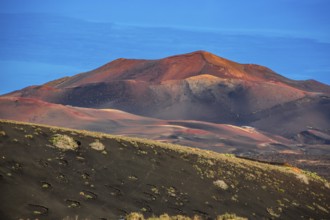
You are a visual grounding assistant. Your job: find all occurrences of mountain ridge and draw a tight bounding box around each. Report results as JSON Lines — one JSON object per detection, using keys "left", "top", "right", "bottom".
{"left": 34, "top": 50, "right": 329, "bottom": 93}
{"left": 3, "top": 51, "right": 330, "bottom": 136}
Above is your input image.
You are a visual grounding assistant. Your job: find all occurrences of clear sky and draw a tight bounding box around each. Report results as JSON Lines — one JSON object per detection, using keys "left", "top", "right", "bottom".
{"left": 1, "top": 0, "right": 330, "bottom": 94}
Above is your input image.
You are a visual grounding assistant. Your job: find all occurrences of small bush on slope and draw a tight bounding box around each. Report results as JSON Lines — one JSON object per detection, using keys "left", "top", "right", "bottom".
{"left": 89, "top": 139, "right": 105, "bottom": 151}
{"left": 49, "top": 134, "right": 78, "bottom": 150}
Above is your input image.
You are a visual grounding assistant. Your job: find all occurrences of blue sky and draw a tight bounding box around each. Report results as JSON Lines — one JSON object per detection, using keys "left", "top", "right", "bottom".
{"left": 1, "top": 0, "right": 330, "bottom": 94}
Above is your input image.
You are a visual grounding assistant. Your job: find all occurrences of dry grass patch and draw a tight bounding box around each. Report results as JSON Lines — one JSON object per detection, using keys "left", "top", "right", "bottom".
{"left": 89, "top": 139, "right": 105, "bottom": 151}
{"left": 50, "top": 134, "right": 78, "bottom": 151}
{"left": 24, "top": 134, "right": 33, "bottom": 139}
{"left": 213, "top": 180, "right": 229, "bottom": 190}
{"left": 125, "top": 213, "right": 247, "bottom": 220}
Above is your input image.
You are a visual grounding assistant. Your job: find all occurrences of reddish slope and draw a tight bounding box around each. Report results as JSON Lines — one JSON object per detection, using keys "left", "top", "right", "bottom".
{"left": 0, "top": 96, "right": 296, "bottom": 154}
{"left": 0, "top": 96, "right": 158, "bottom": 131}
{"left": 38, "top": 51, "right": 324, "bottom": 89}
{"left": 38, "top": 50, "right": 329, "bottom": 94}
{"left": 45, "top": 51, "right": 259, "bottom": 88}
{"left": 4, "top": 51, "right": 330, "bottom": 137}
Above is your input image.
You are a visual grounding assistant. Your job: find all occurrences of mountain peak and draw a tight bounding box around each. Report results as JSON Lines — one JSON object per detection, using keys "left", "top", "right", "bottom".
{"left": 168, "top": 50, "right": 230, "bottom": 63}
{"left": 29, "top": 51, "right": 329, "bottom": 95}
{"left": 189, "top": 50, "right": 216, "bottom": 57}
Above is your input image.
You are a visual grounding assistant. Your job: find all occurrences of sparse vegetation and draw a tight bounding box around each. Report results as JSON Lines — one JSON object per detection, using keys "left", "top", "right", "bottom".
{"left": 295, "top": 173, "right": 309, "bottom": 185}
{"left": 151, "top": 186, "right": 160, "bottom": 194}
{"left": 126, "top": 212, "right": 144, "bottom": 220}
{"left": 266, "top": 207, "right": 281, "bottom": 218}
{"left": 128, "top": 175, "right": 138, "bottom": 181}
{"left": 24, "top": 134, "right": 33, "bottom": 139}
{"left": 79, "top": 191, "right": 96, "bottom": 199}
{"left": 166, "top": 186, "right": 177, "bottom": 197}
{"left": 314, "top": 203, "right": 329, "bottom": 213}
{"left": 125, "top": 213, "right": 247, "bottom": 220}
{"left": 217, "top": 213, "right": 248, "bottom": 220}
{"left": 1, "top": 119, "right": 329, "bottom": 220}
{"left": 67, "top": 200, "right": 80, "bottom": 208}
{"left": 303, "top": 170, "right": 329, "bottom": 186}
{"left": 41, "top": 182, "right": 51, "bottom": 189}
{"left": 213, "top": 180, "right": 229, "bottom": 190}
{"left": 33, "top": 211, "right": 42, "bottom": 215}
{"left": 89, "top": 139, "right": 105, "bottom": 151}
{"left": 49, "top": 134, "right": 78, "bottom": 150}
{"left": 223, "top": 154, "right": 236, "bottom": 158}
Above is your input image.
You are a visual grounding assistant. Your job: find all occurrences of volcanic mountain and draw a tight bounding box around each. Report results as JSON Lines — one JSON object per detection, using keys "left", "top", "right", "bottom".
{"left": 1, "top": 51, "right": 330, "bottom": 179}
{"left": 4, "top": 51, "right": 330, "bottom": 138}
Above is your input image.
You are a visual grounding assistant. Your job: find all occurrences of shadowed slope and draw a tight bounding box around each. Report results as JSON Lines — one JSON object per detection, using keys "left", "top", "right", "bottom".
{"left": 0, "top": 120, "right": 329, "bottom": 219}
{"left": 248, "top": 95, "right": 330, "bottom": 137}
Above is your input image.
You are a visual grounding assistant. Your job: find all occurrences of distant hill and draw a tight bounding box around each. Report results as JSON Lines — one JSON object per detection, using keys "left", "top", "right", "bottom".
{"left": 5, "top": 51, "right": 330, "bottom": 138}
{"left": 0, "top": 96, "right": 293, "bottom": 152}
{"left": 0, "top": 120, "right": 329, "bottom": 219}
